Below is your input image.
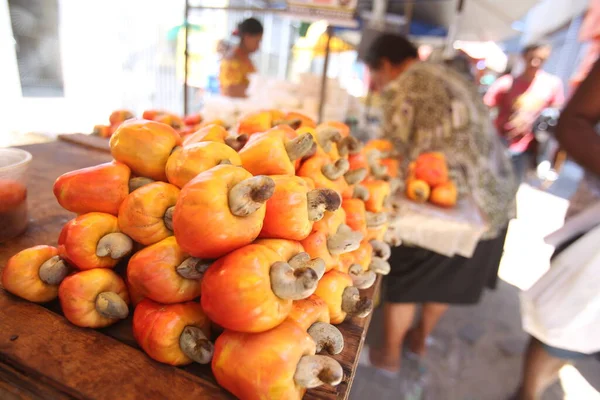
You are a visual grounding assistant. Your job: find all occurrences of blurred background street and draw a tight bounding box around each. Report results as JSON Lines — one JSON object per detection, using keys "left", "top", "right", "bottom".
{"left": 352, "top": 162, "right": 600, "bottom": 400}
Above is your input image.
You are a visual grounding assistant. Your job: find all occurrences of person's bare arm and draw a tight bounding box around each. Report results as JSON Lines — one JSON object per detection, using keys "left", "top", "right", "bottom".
{"left": 555, "top": 59, "right": 600, "bottom": 176}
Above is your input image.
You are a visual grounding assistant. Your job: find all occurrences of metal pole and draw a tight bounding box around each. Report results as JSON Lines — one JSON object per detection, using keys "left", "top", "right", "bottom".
{"left": 443, "top": 0, "right": 465, "bottom": 59}
{"left": 370, "top": 0, "right": 389, "bottom": 30}
{"left": 318, "top": 26, "right": 333, "bottom": 124}
{"left": 403, "top": 1, "right": 414, "bottom": 36}
{"left": 183, "top": 0, "right": 190, "bottom": 116}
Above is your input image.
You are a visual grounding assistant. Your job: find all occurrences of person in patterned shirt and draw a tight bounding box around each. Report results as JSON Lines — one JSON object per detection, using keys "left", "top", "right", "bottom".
{"left": 219, "top": 18, "right": 263, "bottom": 98}
{"left": 363, "top": 33, "right": 518, "bottom": 373}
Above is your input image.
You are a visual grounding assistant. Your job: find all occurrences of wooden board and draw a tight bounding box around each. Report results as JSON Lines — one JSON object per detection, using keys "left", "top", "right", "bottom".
{"left": 0, "top": 141, "right": 379, "bottom": 400}
{"left": 58, "top": 133, "right": 110, "bottom": 153}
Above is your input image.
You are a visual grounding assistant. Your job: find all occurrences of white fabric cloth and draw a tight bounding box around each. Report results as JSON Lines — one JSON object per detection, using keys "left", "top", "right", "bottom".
{"left": 520, "top": 221, "right": 600, "bottom": 354}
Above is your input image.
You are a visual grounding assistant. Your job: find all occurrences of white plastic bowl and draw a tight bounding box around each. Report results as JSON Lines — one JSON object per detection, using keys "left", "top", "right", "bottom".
{"left": 0, "top": 148, "right": 32, "bottom": 181}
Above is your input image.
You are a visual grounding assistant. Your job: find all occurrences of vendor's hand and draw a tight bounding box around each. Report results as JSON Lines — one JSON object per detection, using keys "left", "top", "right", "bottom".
{"left": 505, "top": 113, "right": 534, "bottom": 140}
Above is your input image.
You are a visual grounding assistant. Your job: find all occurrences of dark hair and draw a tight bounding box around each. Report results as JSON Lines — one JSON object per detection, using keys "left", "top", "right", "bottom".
{"left": 522, "top": 42, "right": 551, "bottom": 56}
{"left": 364, "top": 33, "right": 418, "bottom": 69}
{"left": 238, "top": 18, "right": 263, "bottom": 36}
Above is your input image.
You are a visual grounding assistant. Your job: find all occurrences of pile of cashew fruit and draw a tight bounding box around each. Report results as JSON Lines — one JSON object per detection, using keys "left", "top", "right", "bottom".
{"left": 2, "top": 109, "right": 401, "bottom": 400}
{"left": 92, "top": 108, "right": 229, "bottom": 139}
{"left": 405, "top": 152, "right": 458, "bottom": 208}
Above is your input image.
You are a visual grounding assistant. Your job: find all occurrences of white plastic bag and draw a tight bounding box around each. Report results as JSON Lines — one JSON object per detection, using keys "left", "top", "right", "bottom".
{"left": 520, "top": 224, "right": 600, "bottom": 354}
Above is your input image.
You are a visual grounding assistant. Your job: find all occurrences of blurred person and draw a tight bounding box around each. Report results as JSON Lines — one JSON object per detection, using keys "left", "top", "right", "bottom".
{"left": 515, "top": 58, "right": 600, "bottom": 400}
{"left": 219, "top": 18, "right": 263, "bottom": 98}
{"left": 363, "top": 33, "right": 518, "bottom": 373}
{"left": 484, "top": 43, "right": 564, "bottom": 182}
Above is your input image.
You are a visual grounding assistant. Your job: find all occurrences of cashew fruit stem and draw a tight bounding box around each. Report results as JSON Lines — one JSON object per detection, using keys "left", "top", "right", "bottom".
{"left": 348, "top": 264, "right": 377, "bottom": 289}
{"left": 288, "top": 252, "right": 326, "bottom": 280}
{"left": 327, "top": 224, "right": 363, "bottom": 255}
{"left": 387, "top": 177, "right": 402, "bottom": 194}
{"left": 369, "top": 257, "right": 391, "bottom": 275}
{"left": 38, "top": 256, "right": 70, "bottom": 286}
{"left": 338, "top": 136, "right": 363, "bottom": 156}
{"left": 129, "top": 177, "right": 155, "bottom": 193}
{"left": 95, "top": 292, "right": 129, "bottom": 320}
{"left": 302, "top": 142, "right": 318, "bottom": 161}
{"left": 294, "top": 355, "right": 343, "bottom": 389}
{"left": 176, "top": 257, "right": 212, "bottom": 280}
{"left": 306, "top": 189, "right": 341, "bottom": 222}
{"left": 273, "top": 118, "right": 302, "bottom": 130}
{"left": 164, "top": 206, "right": 175, "bottom": 231}
{"left": 285, "top": 133, "right": 315, "bottom": 161}
{"left": 270, "top": 261, "right": 318, "bottom": 300}
{"left": 344, "top": 168, "right": 367, "bottom": 185}
{"left": 366, "top": 150, "right": 387, "bottom": 178}
{"left": 225, "top": 134, "right": 248, "bottom": 151}
{"left": 308, "top": 322, "right": 344, "bottom": 355}
{"left": 315, "top": 126, "right": 342, "bottom": 153}
{"left": 179, "top": 326, "right": 214, "bottom": 364}
{"left": 321, "top": 159, "right": 350, "bottom": 181}
{"left": 96, "top": 232, "right": 133, "bottom": 259}
{"left": 353, "top": 184, "right": 370, "bottom": 201}
{"left": 370, "top": 240, "right": 391, "bottom": 260}
{"left": 341, "top": 286, "right": 373, "bottom": 318}
{"left": 366, "top": 211, "right": 388, "bottom": 228}
{"left": 228, "top": 175, "right": 275, "bottom": 217}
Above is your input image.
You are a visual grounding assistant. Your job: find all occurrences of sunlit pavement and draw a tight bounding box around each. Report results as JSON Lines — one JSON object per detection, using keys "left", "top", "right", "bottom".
{"left": 353, "top": 161, "right": 600, "bottom": 400}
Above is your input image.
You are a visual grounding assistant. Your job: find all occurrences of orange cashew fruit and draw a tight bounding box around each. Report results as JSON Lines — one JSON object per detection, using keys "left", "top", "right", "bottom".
{"left": 212, "top": 320, "right": 342, "bottom": 400}
{"left": 253, "top": 239, "right": 325, "bottom": 279}
{"left": 258, "top": 175, "right": 341, "bottom": 241}
{"left": 301, "top": 223, "right": 363, "bottom": 272}
{"left": 239, "top": 126, "right": 315, "bottom": 176}
{"left": 314, "top": 269, "right": 373, "bottom": 324}
{"left": 287, "top": 295, "right": 344, "bottom": 355}
{"left": 237, "top": 109, "right": 287, "bottom": 136}
{"left": 362, "top": 179, "right": 391, "bottom": 213}
{"left": 2, "top": 245, "right": 71, "bottom": 303}
{"left": 183, "top": 113, "right": 203, "bottom": 126}
{"left": 154, "top": 112, "right": 184, "bottom": 130}
{"left": 59, "top": 268, "right": 129, "bottom": 328}
{"left": 53, "top": 161, "right": 131, "bottom": 215}
{"left": 253, "top": 238, "right": 304, "bottom": 261}
{"left": 109, "top": 110, "right": 134, "bottom": 127}
{"left": 109, "top": 119, "right": 182, "bottom": 181}
{"left": 166, "top": 141, "right": 242, "bottom": 188}
{"left": 284, "top": 111, "right": 316, "bottom": 129}
{"left": 173, "top": 164, "right": 274, "bottom": 258}
{"left": 58, "top": 212, "right": 133, "bottom": 270}
{"left": 93, "top": 124, "right": 113, "bottom": 138}
{"left": 118, "top": 181, "right": 180, "bottom": 246}
{"left": 430, "top": 181, "right": 458, "bottom": 208}
{"left": 127, "top": 236, "right": 205, "bottom": 304}
{"left": 182, "top": 124, "right": 248, "bottom": 151}
{"left": 201, "top": 243, "right": 324, "bottom": 332}
{"left": 341, "top": 198, "right": 368, "bottom": 237}
{"left": 133, "top": 298, "right": 213, "bottom": 366}
{"left": 414, "top": 152, "right": 449, "bottom": 187}
{"left": 406, "top": 178, "right": 431, "bottom": 203}
{"left": 297, "top": 125, "right": 343, "bottom": 161}
{"left": 297, "top": 155, "right": 350, "bottom": 194}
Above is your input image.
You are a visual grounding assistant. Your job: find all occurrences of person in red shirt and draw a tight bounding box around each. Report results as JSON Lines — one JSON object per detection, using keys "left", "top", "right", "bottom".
{"left": 484, "top": 43, "right": 565, "bottom": 182}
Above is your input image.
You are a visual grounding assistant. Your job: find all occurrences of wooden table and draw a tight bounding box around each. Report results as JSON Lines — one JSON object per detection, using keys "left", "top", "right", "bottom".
{"left": 0, "top": 141, "right": 379, "bottom": 400}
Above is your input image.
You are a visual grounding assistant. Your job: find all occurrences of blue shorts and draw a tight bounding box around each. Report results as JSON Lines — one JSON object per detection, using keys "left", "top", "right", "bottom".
{"left": 540, "top": 342, "right": 598, "bottom": 360}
